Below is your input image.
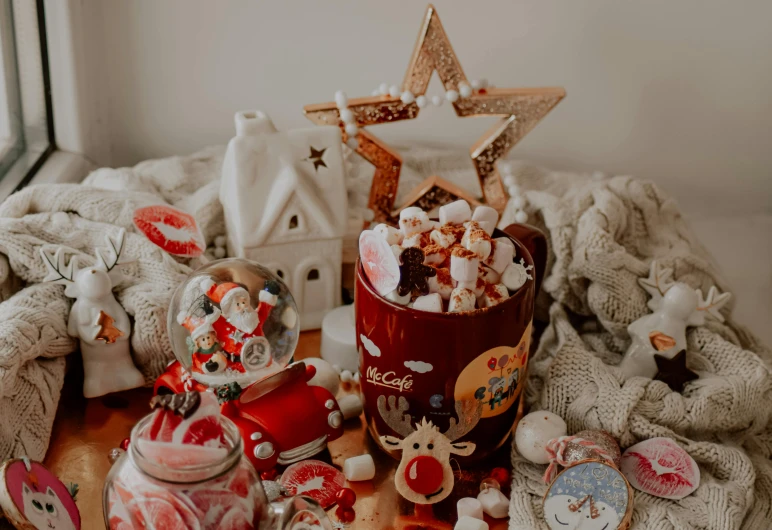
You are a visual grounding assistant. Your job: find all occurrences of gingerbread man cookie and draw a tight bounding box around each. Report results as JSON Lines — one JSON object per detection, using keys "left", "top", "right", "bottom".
{"left": 397, "top": 247, "right": 437, "bottom": 297}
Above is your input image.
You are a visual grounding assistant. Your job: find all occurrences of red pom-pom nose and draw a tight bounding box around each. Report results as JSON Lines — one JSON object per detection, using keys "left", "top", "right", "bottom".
{"left": 404, "top": 455, "right": 444, "bottom": 495}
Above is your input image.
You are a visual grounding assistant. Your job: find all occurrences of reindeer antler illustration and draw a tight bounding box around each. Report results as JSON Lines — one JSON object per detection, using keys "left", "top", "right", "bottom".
{"left": 377, "top": 395, "right": 415, "bottom": 438}
{"left": 444, "top": 399, "right": 483, "bottom": 442}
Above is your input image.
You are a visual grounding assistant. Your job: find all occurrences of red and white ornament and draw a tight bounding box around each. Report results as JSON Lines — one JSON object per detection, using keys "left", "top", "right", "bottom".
{"left": 279, "top": 460, "right": 345, "bottom": 509}
{"left": 359, "top": 229, "right": 401, "bottom": 296}
{"left": 620, "top": 437, "right": 700, "bottom": 500}
{"left": 133, "top": 204, "right": 205, "bottom": 257}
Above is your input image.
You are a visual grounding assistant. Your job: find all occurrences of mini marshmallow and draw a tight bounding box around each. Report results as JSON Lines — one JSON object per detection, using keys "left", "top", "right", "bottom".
{"left": 391, "top": 244, "right": 403, "bottom": 260}
{"left": 427, "top": 268, "right": 455, "bottom": 300}
{"left": 472, "top": 206, "right": 499, "bottom": 236}
{"left": 477, "top": 487, "right": 509, "bottom": 519}
{"left": 338, "top": 394, "right": 363, "bottom": 420}
{"left": 457, "top": 497, "right": 484, "bottom": 521}
{"left": 422, "top": 244, "right": 447, "bottom": 266}
{"left": 478, "top": 265, "right": 500, "bottom": 285}
{"left": 430, "top": 228, "right": 456, "bottom": 248}
{"left": 454, "top": 516, "right": 489, "bottom": 530}
{"left": 402, "top": 233, "right": 425, "bottom": 248}
{"left": 449, "top": 287, "right": 476, "bottom": 312}
{"left": 482, "top": 283, "right": 509, "bottom": 307}
{"left": 501, "top": 261, "right": 530, "bottom": 291}
{"left": 485, "top": 238, "right": 515, "bottom": 274}
{"left": 343, "top": 454, "right": 376, "bottom": 482}
{"left": 460, "top": 221, "right": 480, "bottom": 247}
{"left": 463, "top": 227, "right": 492, "bottom": 261}
{"left": 399, "top": 207, "right": 433, "bottom": 237}
{"left": 412, "top": 293, "right": 443, "bottom": 313}
{"left": 450, "top": 248, "right": 479, "bottom": 283}
{"left": 457, "top": 278, "right": 485, "bottom": 298}
{"left": 374, "top": 223, "right": 403, "bottom": 245}
{"left": 386, "top": 289, "right": 411, "bottom": 305}
{"left": 439, "top": 199, "right": 472, "bottom": 226}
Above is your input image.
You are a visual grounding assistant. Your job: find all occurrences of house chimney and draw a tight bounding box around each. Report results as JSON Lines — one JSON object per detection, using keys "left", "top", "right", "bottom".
{"left": 234, "top": 110, "right": 277, "bottom": 136}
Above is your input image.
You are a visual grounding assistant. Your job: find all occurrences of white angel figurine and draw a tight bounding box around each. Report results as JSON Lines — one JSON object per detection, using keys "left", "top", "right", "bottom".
{"left": 40, "top": 228, "right": 145, "bottom": 397}
{"left": 619, "top": 261, "right": 731, "bottom": 379}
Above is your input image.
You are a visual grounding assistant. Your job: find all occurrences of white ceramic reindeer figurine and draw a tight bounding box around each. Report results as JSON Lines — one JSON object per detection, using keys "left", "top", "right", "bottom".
{"left": 619, "top": 261, "right": 731, "bottom": 380}
{"left": 377, "top": 395, "right": 481, "bottom": 505}
{"left": 40, "top": 229, "right": 145, "bottom": 398}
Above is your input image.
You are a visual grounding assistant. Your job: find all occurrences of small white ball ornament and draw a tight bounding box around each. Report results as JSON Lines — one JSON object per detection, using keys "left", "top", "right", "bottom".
{"left": 497, "top": 161, "right": 512, "bottom": 174}
{"left": 379, "top": 83, "right": 389, "bottom": 95}
{"left": 507, "top": 185, "right": 521, "bottom": 197}
{"left": 431, "top": 95, "right": 443, "bottom": 107}
{"left": 512, "top": 196, "right": 526, "bottom": 210}
{"left": 416, "top": 95, "right": 428, "bottom": 108}
{"left": 346, "top": 137, "right": 359, "bottom": 150}
{"left": 389, "top": 85, "right": 401, "bottom": 98}
{"left": 213, "top": 247, "right": 226, "bottom": 259}
{"left": 515, "top": 210, "right": 529, "bottom": 224}
{"left": 371, "top": 89, "right": 380, "bottom": 96}
{"left": 339, "top": 108, "right": 354, "bottom": 124}
{"left": 503, "top": 175, "right": 516, "bottom": 188}
{"left": 214, "top": 235, "right": 227, "bottom": 248}
{"left": 445, "top": 89, "right": 459, "bottom": 103}
{"left": 458, "top": 82, "right": 472, "bottom": 98}
{"left": 363, "top": 208, "right": 375, "bottom": 222}
{"left": 344, "top": 123, "right": 359, "bottom": 137}
{"left": 471, "top": 79, "right": 482, "bottom": 90}
{"left": 515, "top": 410, "right": 567, "bottom": 464}
{"left": 400, "top": 91, "right": 415, "bottom": 104}
{"left": 335, "top": 90, "right": 348, "bottom": 109}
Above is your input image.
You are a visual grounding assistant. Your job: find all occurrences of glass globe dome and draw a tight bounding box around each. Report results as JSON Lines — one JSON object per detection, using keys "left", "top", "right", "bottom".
{"left": 167, "top": 258, "right": 299, "bottom": 388}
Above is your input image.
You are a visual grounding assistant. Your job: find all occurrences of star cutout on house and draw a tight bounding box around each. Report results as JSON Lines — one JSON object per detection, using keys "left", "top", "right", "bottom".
{"left": 230, "top": 330, "right": 245, "bottom": 344}
{"left": 654, "top": 349, "right": 698, "bottom": 393}
{"left": 304, "top": 146, "right": 327, "bottom": 171}
{"left": 304, "top": 4, "right": 565, "bottom": 223}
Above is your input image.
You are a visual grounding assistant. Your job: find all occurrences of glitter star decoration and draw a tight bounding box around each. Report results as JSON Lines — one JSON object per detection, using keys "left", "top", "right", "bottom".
{"left": 305, "top": 146, "right": 327, "bottom": 171}
{"left": 304, "top": 4, "right": 565, "bottom": 224}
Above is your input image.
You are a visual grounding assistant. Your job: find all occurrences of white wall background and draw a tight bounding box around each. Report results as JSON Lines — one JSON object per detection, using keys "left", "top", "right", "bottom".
{"left": 63, "top": 0, "right": 771, "bottom": 213}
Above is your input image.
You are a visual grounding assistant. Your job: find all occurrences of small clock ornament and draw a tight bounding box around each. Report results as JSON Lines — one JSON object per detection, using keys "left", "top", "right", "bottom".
{"left": 161, "top": 258, "right": 300, "bottom": 391}
{"left": 619, "top": 261, "right": 730, "bottom": 380}
{"left": 39, "top": 228, "right": 144, "bottom": 398}
{"left": 0, "top": 458, "right": 80, "bottom": 530}
{"left": 543, "top": 460, "right": 633, "bottom": 530}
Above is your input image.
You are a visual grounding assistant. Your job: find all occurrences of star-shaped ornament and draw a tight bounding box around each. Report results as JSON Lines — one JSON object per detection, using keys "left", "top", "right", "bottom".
{"left": 230, "top": 330, "right": 245, "bottom": 344}
{"left": 304, "top": 4, "right": 565, "bottom": 223}
{"left": 305, "top": 146, "right": 327, "bottom": 171}
{"left": 654, "top": 349, "right": 698, "bottom": 392}
{"left": 95, "top": 311, "right": 123, "bottom": 343}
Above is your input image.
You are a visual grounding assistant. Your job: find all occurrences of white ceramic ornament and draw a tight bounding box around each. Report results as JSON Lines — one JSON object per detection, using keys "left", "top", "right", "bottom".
{"left": 619, "top": 261, "right": 731, "bottom": 379}
{"left": 620, "top": 437, "right": 700, "bottom": 500}
{"left": 220, "top": 111, "right": 347, "bottom": 330}
{"left": 40, "top": 229, "right": 144, "bottom": 398}
{"left": 515, "top": 411, "right": 567, "bottom": 464}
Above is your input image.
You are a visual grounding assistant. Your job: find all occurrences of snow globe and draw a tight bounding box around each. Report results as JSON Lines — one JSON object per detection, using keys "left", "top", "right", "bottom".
{"left": 157, "top": 258, "right": 299, "bottom": 393}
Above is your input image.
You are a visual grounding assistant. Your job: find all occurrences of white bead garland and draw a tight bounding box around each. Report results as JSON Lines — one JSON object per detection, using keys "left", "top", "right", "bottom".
{"left": 388, "top": 85, "right": 401, "bottom": 98}
{"left": 431, "top": 95, "right": 443, "bottom": 106}
{"left": 344, "top": 123, "right": 359, "bottom": 137}
{"left": 335, "top": 90, "right": 348, "bottom": 109}
{"left": 400, "top": 91, "right": 415, "bottom": 104}
{"left": 339, "top": 108, "right": 354, "bottom": 123}
{"left": 499, "top": 161, "right": 530, "bottom": 224}
{"left": 378, "top": 83, "right": 389, "bottom": 96}
{"left": 458, "top": 82, "right": 472, "bottom": 98}
{"left": 416, "top": 95, "right": 428, "bottom": 108}
{"left": 445, "top": 89, "right": 459, "bottom": 102}
{"left": 364, "top": 78, "right": 492, "bottom": 109}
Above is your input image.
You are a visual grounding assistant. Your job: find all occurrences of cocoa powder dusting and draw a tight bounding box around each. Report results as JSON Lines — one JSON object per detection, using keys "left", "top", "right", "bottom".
{"left": 451, "top": 247, "right": 477, "bottom": 259}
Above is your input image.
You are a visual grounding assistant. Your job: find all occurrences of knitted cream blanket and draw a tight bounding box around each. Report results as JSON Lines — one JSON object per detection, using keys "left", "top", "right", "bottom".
{"left": 0, "top": 146, "right": 769, "bottom": 529}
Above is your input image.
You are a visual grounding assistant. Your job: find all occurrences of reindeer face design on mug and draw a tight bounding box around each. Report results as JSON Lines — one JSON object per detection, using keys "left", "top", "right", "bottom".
{"left": 377, "top": 395, "right": 481, "bottom": 504}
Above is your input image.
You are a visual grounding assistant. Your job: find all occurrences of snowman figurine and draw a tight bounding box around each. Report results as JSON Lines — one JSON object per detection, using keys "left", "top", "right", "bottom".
{"left": 619, "top": 261, "right": 731, "bottom": 379}
{"left": 40, "top": 229, "right": 145, "bottom": 398}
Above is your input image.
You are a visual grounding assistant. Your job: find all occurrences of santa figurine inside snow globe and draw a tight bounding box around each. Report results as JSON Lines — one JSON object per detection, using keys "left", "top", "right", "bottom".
{"left": 155, "top": 258, "right": 299, "bottom": 394}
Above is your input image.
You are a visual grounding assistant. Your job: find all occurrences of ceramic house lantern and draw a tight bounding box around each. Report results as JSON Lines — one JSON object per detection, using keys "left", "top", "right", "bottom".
{"left": 220, "top": 111, "right": 347, "bottom": 330}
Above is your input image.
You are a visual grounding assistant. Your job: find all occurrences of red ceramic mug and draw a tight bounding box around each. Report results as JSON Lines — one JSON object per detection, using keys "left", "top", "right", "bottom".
{"left": 355, "top": 224, "right": 547, "bottom": 462}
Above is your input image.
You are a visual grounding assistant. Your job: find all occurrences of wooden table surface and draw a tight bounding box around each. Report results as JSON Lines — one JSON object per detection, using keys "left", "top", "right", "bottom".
{"left": 43, "top": 331, "right": 510, "bottom": 530}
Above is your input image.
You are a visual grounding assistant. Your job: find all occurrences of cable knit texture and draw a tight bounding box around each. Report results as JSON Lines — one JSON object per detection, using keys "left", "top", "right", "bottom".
{"left": 0, "top": 145, "right": 769, "bottom": 529}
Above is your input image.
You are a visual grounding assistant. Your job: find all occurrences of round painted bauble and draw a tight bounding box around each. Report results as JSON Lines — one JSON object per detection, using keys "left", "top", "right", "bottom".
{"left": 514, "top": 411, "right": 567, "bottom": 464}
